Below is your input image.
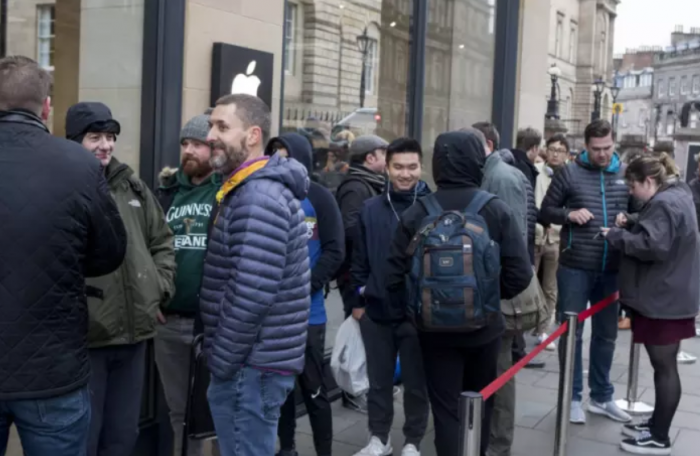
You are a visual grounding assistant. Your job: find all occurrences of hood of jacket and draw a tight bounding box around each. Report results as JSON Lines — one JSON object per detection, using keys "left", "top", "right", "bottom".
{"left": 511, "top": 148, "right": 539, "bottom": 176}
{"left": 497, "top": 148, "right": 516, "bottom": 165}
{"left": 265, "top": 132, "right": 314, "bottom": 175}
{"left": 241, "top": 153, "right": 309, "bottom": 201}
{"left": 433, "top": 130, "right": 486, "bottom": 189}
{"left": 104, "top": 157, "right": 133, "bottom": 187}
{"left": 576, "top": 150, "right": 621, "bottom": 174}
{"left": 158, "top": 166, "right": 221, "bottom": 190}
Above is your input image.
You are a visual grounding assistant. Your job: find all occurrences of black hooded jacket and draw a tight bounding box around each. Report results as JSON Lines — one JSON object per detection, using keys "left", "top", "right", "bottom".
{"left": 384, "top": 131, "right": 533, "bottom": 347}
{"left": 266, "top": 133, "right": 345, "bottom": 296}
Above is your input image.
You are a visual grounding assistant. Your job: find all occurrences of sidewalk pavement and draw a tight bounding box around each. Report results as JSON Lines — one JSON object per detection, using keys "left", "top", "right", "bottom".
{"left": 290, "top": 327, "right": 700, "bottom": 456}
{"left": 4, "top": 324, "right": 700, "bottom": 455}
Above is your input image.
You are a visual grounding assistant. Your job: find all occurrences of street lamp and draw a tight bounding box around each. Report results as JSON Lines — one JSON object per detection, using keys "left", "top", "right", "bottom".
{"left": 546, "top": 65, "right": 562, "bottom": 120}
{"left": 356, "top": 26, "right": 370, "bottom": 108}
{"left": 591, "top": 77, "right": 605, "bottom": 122}
{"left": 611, "top": 82, "right": 621, "bottom": 141}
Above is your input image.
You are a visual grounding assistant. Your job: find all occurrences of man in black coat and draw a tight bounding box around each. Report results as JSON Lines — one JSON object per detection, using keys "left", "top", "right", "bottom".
{"left": 335, "top": 134, "right": 388, "bottom": 412}
{"left": 540, "top": 119, "right": 632, "bottom": 426}
{"left": 0, "top": 56, "right": 126, "bottom": 455}
{"left": 385, "top": 129, "right": 532, "bottom": 456}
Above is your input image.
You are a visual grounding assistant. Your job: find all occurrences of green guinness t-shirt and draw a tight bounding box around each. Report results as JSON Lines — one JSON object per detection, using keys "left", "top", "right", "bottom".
{"left": 165, "top": 170, "right": 220, "bottom": 315}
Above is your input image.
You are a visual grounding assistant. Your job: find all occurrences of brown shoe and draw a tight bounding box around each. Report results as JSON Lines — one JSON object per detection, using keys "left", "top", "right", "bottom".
{"left": 618, "top": 317, "right": 631, "bottom": 330}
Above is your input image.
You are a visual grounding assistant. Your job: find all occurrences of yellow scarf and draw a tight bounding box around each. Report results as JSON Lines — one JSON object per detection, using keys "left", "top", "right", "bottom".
{"left": 215, "top": 158, "right": 269, "bottom": 204}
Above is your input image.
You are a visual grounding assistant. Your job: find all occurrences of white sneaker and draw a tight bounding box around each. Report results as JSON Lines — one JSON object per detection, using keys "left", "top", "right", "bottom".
{"left": 589, "top": 400, "right": 632, "bottom": 423}
{"left": 538, "top": 333, "right": 557, "bottom": 351}
{"left": 677, "top": 351, "right": 697, "bottom": 364}
{"left": 402, "top": 443, "right": 421, "bottom": 456}
{"left": 354, "top": 436, "right": 393, "bottom": 456}
{"left": 570, "top": 401, "right": 586, "bottom": 424}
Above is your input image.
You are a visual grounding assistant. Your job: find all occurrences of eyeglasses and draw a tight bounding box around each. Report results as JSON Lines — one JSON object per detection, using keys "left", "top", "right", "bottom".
{"left": 547, "top": 147, "right": 567, "bottom": 155}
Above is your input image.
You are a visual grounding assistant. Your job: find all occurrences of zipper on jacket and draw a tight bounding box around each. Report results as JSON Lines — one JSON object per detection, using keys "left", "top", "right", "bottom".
{"left": 600, "top": 171, "right": 608, "bottom": 272}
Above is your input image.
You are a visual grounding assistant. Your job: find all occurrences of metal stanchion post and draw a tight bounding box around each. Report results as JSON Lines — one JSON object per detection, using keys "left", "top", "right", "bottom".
{"left": 553, "top": 313, "right": 578, "bottom": 456}
{"left": 459, "top": 392, "right": 483, "bottom": 456}
{"left": 615, "top": 343, "right": 654, "bottom": 415}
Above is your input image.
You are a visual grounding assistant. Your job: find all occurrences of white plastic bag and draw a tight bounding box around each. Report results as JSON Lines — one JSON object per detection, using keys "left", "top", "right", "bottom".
{"left": 330, "top": 317, "right": 369, "bottom": 396}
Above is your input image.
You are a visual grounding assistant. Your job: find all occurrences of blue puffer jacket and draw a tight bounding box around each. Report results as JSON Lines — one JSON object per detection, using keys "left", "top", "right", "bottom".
{"left": 199, "top": 154, "right": 311, "bottom": 379}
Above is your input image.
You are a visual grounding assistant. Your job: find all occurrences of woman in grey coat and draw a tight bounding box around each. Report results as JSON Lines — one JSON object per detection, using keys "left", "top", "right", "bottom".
{"left": 601, "top": 153, "right": 700, "bottom": 456}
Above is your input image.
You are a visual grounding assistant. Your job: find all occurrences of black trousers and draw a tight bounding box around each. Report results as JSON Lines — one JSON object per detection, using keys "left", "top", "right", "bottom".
{"left": 359, "top": 317, "right": 429, "bottom": 447}
{"left": 88, "top": 341, "right": 147, "bottom": 456}
{"left": 421, "top": 337, "right": 501, "bottom": 456}
{"left": 278, "top": 324, "right": 333, "bottom": 456}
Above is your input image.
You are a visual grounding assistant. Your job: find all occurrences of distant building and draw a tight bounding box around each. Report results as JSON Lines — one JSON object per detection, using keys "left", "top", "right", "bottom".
{"left": 545, "top": 0, "right": 620, "bottom": 150}
{"left": 653, "top": 26, "right": 700, "bottom": 143}
{"left": 613, "top": 64, "right": 655, "bottom": 144}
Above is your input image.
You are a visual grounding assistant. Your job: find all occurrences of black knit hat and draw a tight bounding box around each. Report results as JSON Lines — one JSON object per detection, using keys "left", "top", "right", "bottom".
{"left": 65, "top": 102, "right": 121, "bottom": 143}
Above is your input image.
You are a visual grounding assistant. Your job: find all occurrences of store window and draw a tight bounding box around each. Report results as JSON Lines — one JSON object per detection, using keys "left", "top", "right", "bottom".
{"left": 555, "top": 13, "right": 564, "bottom": 58}
{"left": 4, "top": 0, "right": 145, "bottom": 171}
{"left": 569, "top": 22, "right": 577, "bottom": 64}
{"left": 280, "top": 0, "right": 413, "bottom": 191}
{"left": 284, "top": 2, "right": 297, "bottom": 74}
{"left": 36, "top": 5, "right": 55, "bottom": 70}
{"left": 421, "top": 0, "right": 497, "bottom": 184}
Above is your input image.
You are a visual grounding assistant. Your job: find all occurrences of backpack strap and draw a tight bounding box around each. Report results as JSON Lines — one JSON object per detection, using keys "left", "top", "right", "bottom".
{"left": 465, "top": 191, "right": 496, "bottom": 215}
{"left": 420, "top": 193, "right": 443, "bottom": 216}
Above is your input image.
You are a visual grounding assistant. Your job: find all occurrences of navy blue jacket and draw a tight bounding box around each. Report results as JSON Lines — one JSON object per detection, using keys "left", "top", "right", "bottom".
{"left": 265, "top": 133, "right": 345, "bottom": 326}
{"left": 351, "top": 182, "right": 431, "bottom": 323}
{"left": 199, "top": 154, "right": 311, "bottom": 378}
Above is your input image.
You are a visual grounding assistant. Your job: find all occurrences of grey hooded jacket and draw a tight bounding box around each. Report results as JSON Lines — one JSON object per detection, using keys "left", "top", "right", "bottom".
{"left": 481, "top": 150, "right": 530, "bottom": 260}
{"left": 199, "top": 154, "right": 311, "bottom": 379}
{"left": 607, "top": 181, "right": 700, "bottom": 319}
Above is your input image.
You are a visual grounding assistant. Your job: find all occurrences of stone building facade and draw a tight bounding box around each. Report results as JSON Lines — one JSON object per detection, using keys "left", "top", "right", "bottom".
{"left": 545, "top": 0, "right": 619, "bottom": 150}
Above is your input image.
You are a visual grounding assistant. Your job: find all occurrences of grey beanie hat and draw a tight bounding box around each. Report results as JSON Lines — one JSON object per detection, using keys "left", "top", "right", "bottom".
{"left": 349, "top": 134, "right": 389, "bottom": 157}
{"left": 180, "top": 113, "right": 210, "bottom": 144}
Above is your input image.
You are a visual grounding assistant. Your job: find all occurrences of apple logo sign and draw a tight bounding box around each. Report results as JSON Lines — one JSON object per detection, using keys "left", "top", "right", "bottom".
{"left": 211, "top": 43, "right": 274, "bottom": 108}
{"left": 231, "top": 61, "right": 262, "bottom": 96}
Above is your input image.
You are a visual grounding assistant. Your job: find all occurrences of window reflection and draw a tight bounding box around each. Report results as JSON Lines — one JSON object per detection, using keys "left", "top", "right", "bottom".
{"left": 421, "top": 0, "right": 497, "bottom": 185}
{"left": 281, "top": 0, "right": 413, "bottom": 192}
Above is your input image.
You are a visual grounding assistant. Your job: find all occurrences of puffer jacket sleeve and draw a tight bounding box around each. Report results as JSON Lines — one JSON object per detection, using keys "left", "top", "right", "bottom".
{"left": 85, "top": 168, "right": 127, "bottom": 277}
{"left": 539, "top": 166, "right": 571, "bottom": 226}
{"left": 142, "top": 183, "right": 176, "bottom": 305}
{"left": 211, "top": 187, "right": 292, "bottom": 376}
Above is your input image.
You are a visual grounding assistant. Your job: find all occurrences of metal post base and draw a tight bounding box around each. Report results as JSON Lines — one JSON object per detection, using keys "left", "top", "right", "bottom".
{"left": 614, "top": 399, "right": 654, "bottom": 416}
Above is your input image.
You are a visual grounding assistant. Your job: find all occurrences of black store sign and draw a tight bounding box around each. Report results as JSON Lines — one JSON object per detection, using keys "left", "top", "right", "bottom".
{"left": 210, "top": 43, "right": 274, "bottom": 109}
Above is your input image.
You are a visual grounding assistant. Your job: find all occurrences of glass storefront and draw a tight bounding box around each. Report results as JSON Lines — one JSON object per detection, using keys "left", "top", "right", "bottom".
{"left": 280, "top": 0, "right": 497, "bottom": 188}
{"left": 281, "top": 0, "right": 414, "bottom": 189}
{"left": 4, "top": 0, "right": 145, "bottom": 173}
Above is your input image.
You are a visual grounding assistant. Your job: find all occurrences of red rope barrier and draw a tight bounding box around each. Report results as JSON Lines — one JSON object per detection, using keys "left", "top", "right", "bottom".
{"left": 479, "top": 291, "right": 619, "bottom": 401}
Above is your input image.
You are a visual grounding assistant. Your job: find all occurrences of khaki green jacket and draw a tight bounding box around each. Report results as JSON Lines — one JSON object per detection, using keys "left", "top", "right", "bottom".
{"left": 86, "top": 158, "right": 176, "bottom": 348}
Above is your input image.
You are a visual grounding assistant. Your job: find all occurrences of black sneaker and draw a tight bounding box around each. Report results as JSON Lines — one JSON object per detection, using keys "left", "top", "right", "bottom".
{"left": 275, "top": 450, "right": 299, "bottom": 456}
{"left": 622, "top": 421, "right": 651, "bottom": 438}
{"left": 620, "top": 432, "right": 671, "bottom": 455}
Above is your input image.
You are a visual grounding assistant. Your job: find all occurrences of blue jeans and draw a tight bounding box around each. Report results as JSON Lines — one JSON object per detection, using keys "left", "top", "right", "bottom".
{"left": 556, "top": 266, "right": 619, "bottom": 403}
{"left": 0, "top": 386, "right": 91, "bottom": 456}
{"left": 207, "top": 367, "right": 295, "bottom": 456}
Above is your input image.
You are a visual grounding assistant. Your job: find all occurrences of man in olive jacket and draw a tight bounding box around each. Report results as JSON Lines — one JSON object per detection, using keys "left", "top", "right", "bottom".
{"left": 66, "top": 102, "right": 176, "bottom": 456}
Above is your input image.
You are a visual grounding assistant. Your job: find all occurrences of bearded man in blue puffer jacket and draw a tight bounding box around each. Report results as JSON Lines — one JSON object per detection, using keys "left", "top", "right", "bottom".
{"left": 199, "top": 94, "right": 311, "bottom": 456}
